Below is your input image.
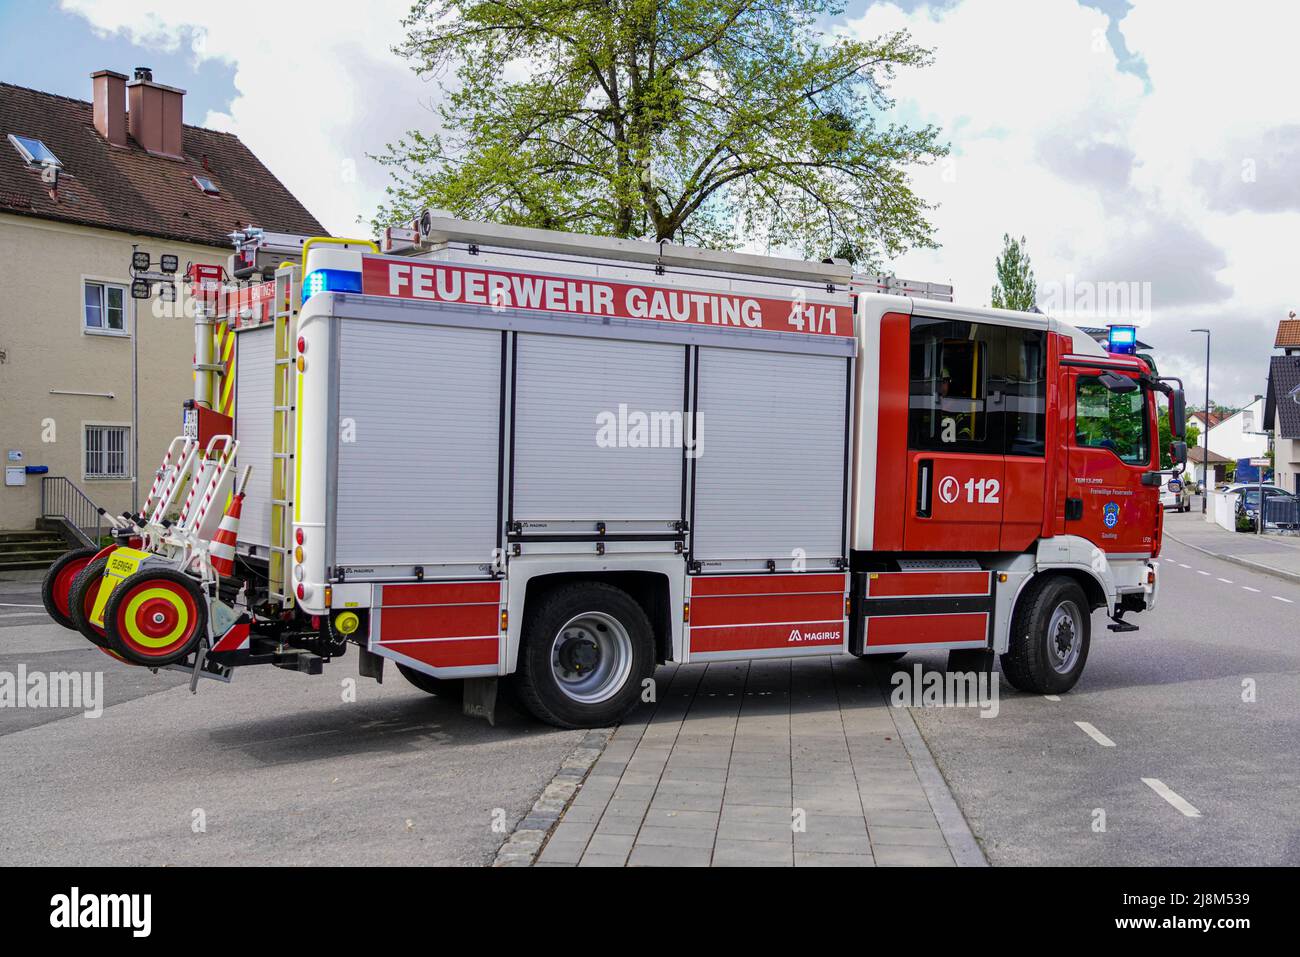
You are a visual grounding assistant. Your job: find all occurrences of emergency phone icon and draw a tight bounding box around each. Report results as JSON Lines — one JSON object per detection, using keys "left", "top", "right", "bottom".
{"left": 938, "top": 476, "right": 961, "bottom": 505}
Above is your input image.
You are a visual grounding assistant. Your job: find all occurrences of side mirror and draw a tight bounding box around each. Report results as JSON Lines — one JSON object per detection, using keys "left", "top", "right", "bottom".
{"left": 1170, "top": 440, "right": 1187, "bottom": 466}
{"left": 1170, "top": 390, "right": 1187, "bottom": 439}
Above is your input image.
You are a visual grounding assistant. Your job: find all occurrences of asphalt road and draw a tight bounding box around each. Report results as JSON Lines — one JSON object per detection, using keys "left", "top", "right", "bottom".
{"left": 0, "top": 573, "right": 582, "bottom": 866}
{"left": 901, "top": 511, "right": 1300, "bottom": 866}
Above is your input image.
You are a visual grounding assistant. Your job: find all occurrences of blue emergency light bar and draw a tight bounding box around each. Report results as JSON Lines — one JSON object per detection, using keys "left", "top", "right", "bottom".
{"left": 302, "top": 268, "right": 362, "bottom": 304}
{"left": 1107, "top": 324, "right": 1138, "bottom": 354}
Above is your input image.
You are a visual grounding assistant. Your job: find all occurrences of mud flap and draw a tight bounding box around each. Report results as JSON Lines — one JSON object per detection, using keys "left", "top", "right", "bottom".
{"left": 462, "top": 677, "right": 498, "bottom": 726}
{"left": 357, "top": 647, "right": 384, "bottom": 683}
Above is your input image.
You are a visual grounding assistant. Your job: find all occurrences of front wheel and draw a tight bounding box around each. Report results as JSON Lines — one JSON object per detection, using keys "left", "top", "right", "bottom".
{"left": 512, "top": 582, "right": 655, "bottom": 729}
{"left": 1000, "top": 576, "right": 1091, "bottom": 694}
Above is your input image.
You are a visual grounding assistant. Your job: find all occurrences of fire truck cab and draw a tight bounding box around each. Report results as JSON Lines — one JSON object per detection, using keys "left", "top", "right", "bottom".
{"left": 41, "top": 216, "right": 1186, "bottom": 729}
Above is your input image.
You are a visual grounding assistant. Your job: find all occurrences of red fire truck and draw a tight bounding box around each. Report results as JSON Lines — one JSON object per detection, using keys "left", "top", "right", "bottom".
{"left": 41, "top": 215, "right": 1186, "bottom": 728}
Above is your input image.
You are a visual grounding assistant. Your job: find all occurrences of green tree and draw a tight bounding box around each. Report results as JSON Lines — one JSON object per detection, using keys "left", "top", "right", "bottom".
{"left": 990, "top": 233, "right": 1036, "bottom": 311}
{"left": 373, "top": 0, "right": 948, "bottom": 264}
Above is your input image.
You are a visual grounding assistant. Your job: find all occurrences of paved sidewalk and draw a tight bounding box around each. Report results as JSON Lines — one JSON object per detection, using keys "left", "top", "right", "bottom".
{"left": 1163, "top": 510, "right": 1300, "bottom": 584}
{"left": 534, "top": 656, "right": 981, "bottom": 867}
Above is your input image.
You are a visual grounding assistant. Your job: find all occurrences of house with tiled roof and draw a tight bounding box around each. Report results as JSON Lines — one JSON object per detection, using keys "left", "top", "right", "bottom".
{"left": 0, "top": 68, "right": 325, "bottom": 550}
{"left": 1265, "top": 350, "right": 1300, "bottom": 494}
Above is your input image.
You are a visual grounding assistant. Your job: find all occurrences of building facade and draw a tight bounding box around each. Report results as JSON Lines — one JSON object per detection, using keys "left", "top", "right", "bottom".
{"left": 0, "top": 69, "right": 324, "bottom": 531}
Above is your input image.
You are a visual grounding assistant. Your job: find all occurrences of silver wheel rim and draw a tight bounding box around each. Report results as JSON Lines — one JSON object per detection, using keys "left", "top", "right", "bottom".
{"left": 550, "top": 611, "right": 633, "bottom": 704}
{"left": 1046, "top": 600, "right": 1083, "bottom": 674}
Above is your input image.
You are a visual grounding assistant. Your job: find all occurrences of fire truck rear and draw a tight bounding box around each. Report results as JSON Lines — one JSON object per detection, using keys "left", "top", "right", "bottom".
{"left": 41, "top": 215, "right": 1187, "bottom": 728}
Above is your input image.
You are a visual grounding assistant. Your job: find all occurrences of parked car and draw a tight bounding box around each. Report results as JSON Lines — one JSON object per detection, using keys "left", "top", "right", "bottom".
{"left": 1160, "top": 473, "right": 1191, "bottom": 512}
{"left": 1233, "top": 486, "right": 1299, "bottom": 531}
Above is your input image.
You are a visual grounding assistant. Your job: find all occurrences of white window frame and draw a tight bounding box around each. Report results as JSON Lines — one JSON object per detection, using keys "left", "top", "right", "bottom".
{"left": 83, "top": 423, "right": 132, "bottom": 481}
{"left": 82, "top": 277, "right": 130, "bottom": 337}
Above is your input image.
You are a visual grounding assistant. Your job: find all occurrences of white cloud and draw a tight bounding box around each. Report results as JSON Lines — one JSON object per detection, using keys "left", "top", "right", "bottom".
{"left": 62, "top": 0, "right": 440, "bottom": 237}
{"left": 846, "top": 0, "right": 1300, "bottom": 405}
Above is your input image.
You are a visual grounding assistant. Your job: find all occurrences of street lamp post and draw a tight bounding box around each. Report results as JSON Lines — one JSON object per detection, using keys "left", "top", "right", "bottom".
{"left": 1191, "top": 328, "right": 1211, "bottom": 514}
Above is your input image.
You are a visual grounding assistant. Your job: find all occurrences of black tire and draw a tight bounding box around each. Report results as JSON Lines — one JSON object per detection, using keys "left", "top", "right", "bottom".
{"left": 1000, "top": 576, "right": 1091, "bottom": 694}
{"left": 41, "top": 547, "right": 99, "bottom": 630}
{"left": 512, "top": 582, "right": 655, "bottom": 729}
{"left": 68, "top": 554, "right": 113, "bottom": 648}
{"left": 103, "top": 568, "right": 207, "bottom": 667}
{"left": 396, "top": 663, "right": 463, "bottom": 700}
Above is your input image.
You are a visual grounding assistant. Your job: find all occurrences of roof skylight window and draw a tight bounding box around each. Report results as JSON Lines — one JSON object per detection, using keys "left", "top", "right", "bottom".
{"left": 8, "top": 133, "right": 61, "bottom": 168}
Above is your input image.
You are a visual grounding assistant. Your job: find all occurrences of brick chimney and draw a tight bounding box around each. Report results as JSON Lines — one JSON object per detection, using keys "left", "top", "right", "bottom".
{"left": 126, "top": 67, "right": 185, "bottom": 159}
{"left": 91, "top": 70, "right": 128, "bottom": 147}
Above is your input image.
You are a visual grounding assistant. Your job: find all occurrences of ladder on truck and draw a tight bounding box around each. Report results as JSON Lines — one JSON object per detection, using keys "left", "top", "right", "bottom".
{"left": 267, "top": 264, "right": 300, "bottom": 608}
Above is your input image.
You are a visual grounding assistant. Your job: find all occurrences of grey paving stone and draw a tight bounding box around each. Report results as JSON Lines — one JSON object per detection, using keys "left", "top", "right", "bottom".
{"left": 720, "top": 803, "right": 796, "bottom": 824}
{"left": 864, "top": 808, "right": 945, "bottom": 829}
{"left": 648, "top": 791, "right": 724, "bottom": 813}
{"left": 585, "top": 832, "right": 637, "bottom": 856}
{"left": 578, "top": 853, "right": 629, "bottom": 867}
{"left": 716, "top": 820, "right": 794, "bottom": 843}
{"left": 795, "top": 852, "right": 876, "bottom": 867}
{"left": 794, "top": 829, "right": 873, "bottom": 855}
{"left": 641, "top": 808, "right": 719, "bottom": 830}
{"left": 634, "top": 825, "right": 718, "bottom": 849}
{"left": 873, "top": 844, "right": 955, "bottom": 866}
{"left": 628, "top": 844, "right": 713, "bottom": 867}
{"left": 537, "top": 840, "right": 587, "bottom": 865}
{"left": 593, "top": 815, "right": 642, "bottom": 837}
{"left": 723, "top": 780, "right": 792, "bottom": 807}
{"left": 798, "top": 813, "right": 869, "bottom": 835}
{"left": 712, "top": 839, "right": 794, "bottom": 867}
{"left": 548, "top": 820, "right": 597, "bottom": 844}
{"left": 869, "top": 825, "right": 948, "bottom": 847}
{"left": 660, "top": 764, "right": 729, "bottom": 784}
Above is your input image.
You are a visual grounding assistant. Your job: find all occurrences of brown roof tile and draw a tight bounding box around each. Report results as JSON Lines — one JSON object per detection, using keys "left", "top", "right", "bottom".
{"left": 1274, "top": 319, "right": 1300, "bottom": 348}
{"left": 0, "top": 81, "right": 325, "bottom": 248}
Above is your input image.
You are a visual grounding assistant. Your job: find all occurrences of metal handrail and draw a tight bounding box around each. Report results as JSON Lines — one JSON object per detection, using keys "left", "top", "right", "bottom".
{"left": 40, "top": 476, "right": 108, "bottom": 547}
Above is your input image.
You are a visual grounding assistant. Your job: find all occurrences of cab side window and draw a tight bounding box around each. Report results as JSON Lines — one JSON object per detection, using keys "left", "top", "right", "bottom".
{"left": 1075, "top": 375, "right": 1149, "bottom": 465}
{"left": 908, "top": 317, "right": 1045, "bottom": 455}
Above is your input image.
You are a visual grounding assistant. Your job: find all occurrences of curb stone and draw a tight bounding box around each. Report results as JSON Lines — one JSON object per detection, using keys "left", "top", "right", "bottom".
{"left": 492, "top": 728, "right": 614, "bottom": 867}
{"left": 1164, "top": 529, "right": 1300, "bottom": 588}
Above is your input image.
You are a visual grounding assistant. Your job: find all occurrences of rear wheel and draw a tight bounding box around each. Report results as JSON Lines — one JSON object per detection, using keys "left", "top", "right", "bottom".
{"left": 68, "top": 554, "right": 113, "bottom": 648}
{"left": 41, "top": 547, "right": 98, "bottom": 630}
{"left": 513, "top": 582, "right": 655, "bottom": 729}
{"left": 396, "top": 663, "right": 463, "bottom": 700}
{"left": 1000, "top": 576, "right": 1091, "bottom": 694}
{"left": 104, "top": 569, "right": 207, "bottom": 667}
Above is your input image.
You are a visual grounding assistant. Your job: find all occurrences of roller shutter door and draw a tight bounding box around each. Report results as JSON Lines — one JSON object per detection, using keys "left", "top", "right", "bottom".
{"left": 691, "top": 347, "right": 848, "bottom": 564}
{"left": 512, "top": 333, "right": 685, "bottom": 527}
{"left": 335, "top": 320, "right": 502, "bottom": 567}
{"left": 234, "top": 325, "right": 274, "bottom": 548}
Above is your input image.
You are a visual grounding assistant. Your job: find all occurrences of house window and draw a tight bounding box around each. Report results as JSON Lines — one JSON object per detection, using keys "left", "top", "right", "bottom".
{"left": 85, "top": 425, "right": 130, "bottom": 479}
{"left": 84, "top": 281, "right": 127, "bottom": 334}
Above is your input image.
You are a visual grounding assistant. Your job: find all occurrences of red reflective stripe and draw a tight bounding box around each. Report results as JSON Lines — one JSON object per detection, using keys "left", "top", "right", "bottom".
{"left": 381, "top": 637, "right": 499, "bottom": 668}
{"left": 691, "top": 592, "right": 845, "bottom": 627}
{"left": 212, "top": 621, "right": 249, "bottom": 652}
{"left": 865, "top": 613, "right": 987, "bottom": 646}
{"left": 689, "top": 573, "right": 845, "bottom": 597}
{"left": 867, "top": 571, "right": 990, "bottom": 598}
{"left": 690, "top": 622, "right": 843, "bottom": 654}
{"left": 379, "top": 604, "right": 498, "bottom": 641}
{"left": 379, "top": 581, "right": 501, "bottom": 607}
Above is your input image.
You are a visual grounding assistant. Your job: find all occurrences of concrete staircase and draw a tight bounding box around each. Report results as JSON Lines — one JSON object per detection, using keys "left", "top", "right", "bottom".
{"left": 0, "top": 529, "right": 71, "bottom": 572}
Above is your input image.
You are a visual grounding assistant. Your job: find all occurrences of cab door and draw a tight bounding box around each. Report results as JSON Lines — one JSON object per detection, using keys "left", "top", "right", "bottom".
{"left": 1064, "top": 365, "right": 1160, "bottom": 555}
{"left": 903, "top": 316, "right": 1005, "bottom": 550}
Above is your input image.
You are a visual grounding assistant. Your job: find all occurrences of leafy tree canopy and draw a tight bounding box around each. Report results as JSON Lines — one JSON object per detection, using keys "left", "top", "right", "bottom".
{"left": 372, "top": 0, "right": 948, "bottom": 265}
{"left": 990, "top": 233, "right": 1036, "bottom": 311}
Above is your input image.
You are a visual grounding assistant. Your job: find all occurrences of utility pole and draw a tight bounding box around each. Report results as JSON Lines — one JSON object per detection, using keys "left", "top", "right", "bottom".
{"left": 1191, "top": 328, "right": 1211, "bottom": 514}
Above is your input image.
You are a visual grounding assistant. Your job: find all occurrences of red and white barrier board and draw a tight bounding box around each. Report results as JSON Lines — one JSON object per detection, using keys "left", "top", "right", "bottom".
{"left": 372, "top": 580, "right": 502, "bottom": 675}
{"left": 687, "top": 573, "right": 848, "bottom": 660}
{"left": 855, "top": 570, "right": 993, "bottom": 654}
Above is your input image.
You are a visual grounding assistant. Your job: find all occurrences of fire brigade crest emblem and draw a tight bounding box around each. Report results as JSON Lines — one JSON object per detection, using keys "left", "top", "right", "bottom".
{"left": 1102, "top": 501, "right": 1120, "bottom": 528}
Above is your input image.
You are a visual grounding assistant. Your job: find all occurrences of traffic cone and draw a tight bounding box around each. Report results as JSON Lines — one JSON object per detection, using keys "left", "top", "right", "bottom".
{"left": 209, "top": 492, "right": 243, "bottom": 577}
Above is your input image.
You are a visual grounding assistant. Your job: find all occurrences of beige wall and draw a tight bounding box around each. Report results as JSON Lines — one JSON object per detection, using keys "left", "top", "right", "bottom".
{"left": 0, "top": 213, "right": 228, "bottom": 529}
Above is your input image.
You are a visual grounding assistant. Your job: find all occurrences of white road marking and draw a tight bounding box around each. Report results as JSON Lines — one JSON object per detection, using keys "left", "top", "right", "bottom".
{"left": 1043, "top": 695, "right": 1061, "bottom": 702}
{"left": 0, "top": 603, "right": 44, "bottom": 608}
{"left": 1074, "top": 721, "right": 1116, "bottom": 748}
{"left": 1142, "top": 778, "right": 1202, "bottom": 818}
{"left": 1217, "top": 578, "right": 1233, "bottom": 583}
{"left": 1272, "top": 595, "right": 1294, "bottom": 604}
{"left": 1196, "top": 570, "right": 1211, "bottom": 576}
{"left": 1242, "top": 586, "right": 1261, "bottom": 593}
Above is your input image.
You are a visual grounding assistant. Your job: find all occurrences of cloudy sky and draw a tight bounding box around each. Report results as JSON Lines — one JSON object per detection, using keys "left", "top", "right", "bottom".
{"left": 2, "top": 0, "right": 1295, "bottom": 406}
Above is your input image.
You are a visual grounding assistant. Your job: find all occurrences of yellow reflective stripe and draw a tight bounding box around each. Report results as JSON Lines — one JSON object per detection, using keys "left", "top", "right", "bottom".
{"left": 121, "top": 587, "right": 188, "bottom": 648}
